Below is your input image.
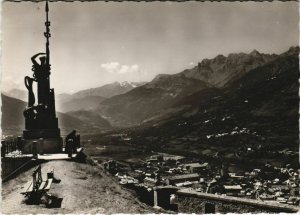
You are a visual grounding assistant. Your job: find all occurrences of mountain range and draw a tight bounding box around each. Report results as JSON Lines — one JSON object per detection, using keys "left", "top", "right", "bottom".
{"left": 2, "top": 88, "right": 28, "bottom": 102}
{"left": 94, "top": 48, "right": 289, "bottom": 127}
{"left": 2, "top": 47, "right": 298, "bottom": 155}
{"left": 70, "top": 81, "right": 146, "bottom": 99}
{"left": 1, "top": 81, "right": 146, "bottom": 134}
{"left": 181, "top": 50, "right": 277, "bottom": 87}
{"left": 3, "top": 81, "right": 146, "bottom": 113}
{"left": 97, "top": 74, "right": 210, "bottom": 126}
{"left": 1, "top": 94, "right": 111, "bottom": 136}
{"left": 125, "top": 47, "right": 299, "bottom": 161}
{"left": 56, "top": 81, "right": 146, "bottom": 113}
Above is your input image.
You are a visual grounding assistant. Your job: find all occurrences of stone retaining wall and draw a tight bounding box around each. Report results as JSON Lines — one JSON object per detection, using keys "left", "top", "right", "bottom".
{"left": 176, "top": 189, "right": 299, "bottom": 213}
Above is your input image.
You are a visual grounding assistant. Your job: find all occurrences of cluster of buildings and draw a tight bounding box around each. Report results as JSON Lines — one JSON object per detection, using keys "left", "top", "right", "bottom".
{"left": 236, "top": 144, "right": 299, "bottom": 159}
{"left": 103, "top": 153, "right": 299, "bottom": 207}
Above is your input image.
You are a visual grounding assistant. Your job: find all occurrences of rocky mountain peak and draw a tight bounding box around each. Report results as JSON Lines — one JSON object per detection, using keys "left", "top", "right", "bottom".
{"left": 285, "top": 46, "right": 299, "bottom": 56}
{"left": 213, "top": 54, "right": 226, "bottom": 63}
{"left": 181, "top": 49, "right": 279, "bottom": 87}
{"left": 250, "top": 49, "right": 261, "bottom": 57}
{"left": 151, "top": 74, "right": 172, "bottom": 83}
{"left": 119, "top": 81, "right": 130, "bottom": 87}
{"left": 201, "top": 58, "right": 210, "bottom": 65}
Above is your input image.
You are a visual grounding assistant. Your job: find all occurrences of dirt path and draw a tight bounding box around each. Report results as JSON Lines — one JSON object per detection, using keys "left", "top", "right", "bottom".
{"left": 2, "top": 160, "right": 154, "bottom": 214}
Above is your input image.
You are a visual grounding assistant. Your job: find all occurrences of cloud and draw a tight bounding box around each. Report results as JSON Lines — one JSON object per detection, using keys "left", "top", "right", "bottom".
{"left": 101, "top": 62, "right": 141, "bottom": 74}
{"left": 100, "top": 62, "right": 120, "bottom": 73}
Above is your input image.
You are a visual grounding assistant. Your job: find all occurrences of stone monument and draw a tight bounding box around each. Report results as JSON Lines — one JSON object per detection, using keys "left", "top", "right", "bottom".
{"left": 23, "top": 0, "right": 62, "bottom": 153}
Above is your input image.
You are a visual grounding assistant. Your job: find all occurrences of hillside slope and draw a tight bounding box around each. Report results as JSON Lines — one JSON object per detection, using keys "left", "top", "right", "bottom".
{"left": 55, "top": 81, "right": 146, "bottom": 113}
{"left": 2, "top": 160, "right": 154, "bottom": 214}
{"left": 0, "top": 94, "right": 111, "bottom": 136}
{"left": 2, "top": 88, "right": 27, "bottom": 101}
{"left": 57, "top": 96, "right": 106, "bottom": 113}
{"left": 73, "top": 81, "right": 146, "bottom": 99}
{"left": 98, "top": 74, "right": 211, "bottom": 126}
{"left": 67, "top": 110, "right": 111, "bottom": 129}
{"left": 126, "top": 47, "right": 299, "bottom": 159}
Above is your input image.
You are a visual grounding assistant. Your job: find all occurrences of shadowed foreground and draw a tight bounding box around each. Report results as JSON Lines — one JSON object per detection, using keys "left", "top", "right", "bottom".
{"left": 2, "top": 160, "right": 153, "bottom": 214}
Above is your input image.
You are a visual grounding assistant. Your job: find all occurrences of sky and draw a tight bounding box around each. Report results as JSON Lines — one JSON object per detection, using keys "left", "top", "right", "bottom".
{"left": 1, "top": 1, "right": 299, "bottom": 94}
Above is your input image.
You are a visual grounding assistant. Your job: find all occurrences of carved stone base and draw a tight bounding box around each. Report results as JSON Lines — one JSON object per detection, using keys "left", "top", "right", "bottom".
{"left": 22, "top": 137, "right": 63, "bottom": 154}
{"left": 23, "top": 128, "right": 61, "bottom": 139}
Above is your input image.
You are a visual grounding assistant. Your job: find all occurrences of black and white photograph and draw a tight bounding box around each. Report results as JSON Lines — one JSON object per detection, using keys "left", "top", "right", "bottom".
{"left": 1, "top": 0, "right": 299, "bottom": 213}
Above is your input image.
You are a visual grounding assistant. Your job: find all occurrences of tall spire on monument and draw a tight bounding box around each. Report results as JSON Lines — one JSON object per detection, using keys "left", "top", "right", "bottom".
{"left": 44, "top": 0, "right": 51, "bottom": 66}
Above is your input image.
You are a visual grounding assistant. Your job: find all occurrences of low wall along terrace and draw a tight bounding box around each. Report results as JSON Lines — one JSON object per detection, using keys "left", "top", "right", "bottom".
{"left": 176, "top": 189, "right": 299, "bottom": 213}
{"left": 2, "top": 157, "right": 33, "bottom": 181}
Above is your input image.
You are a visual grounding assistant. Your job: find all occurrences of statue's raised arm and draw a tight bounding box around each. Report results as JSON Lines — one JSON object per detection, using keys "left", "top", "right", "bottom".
{"left": 31, "top": 53, "right": 46, "bottom": 66}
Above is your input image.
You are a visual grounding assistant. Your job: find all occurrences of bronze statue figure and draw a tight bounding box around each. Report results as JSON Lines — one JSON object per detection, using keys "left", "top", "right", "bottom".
{"left": 24, "top": 104, "right": 47, "bottom": 120}
{"left": 24, "top": 76, "right": 35, "bottom": 107}
{"left": 31, "top": 53, "right": 50, "bottom": 81}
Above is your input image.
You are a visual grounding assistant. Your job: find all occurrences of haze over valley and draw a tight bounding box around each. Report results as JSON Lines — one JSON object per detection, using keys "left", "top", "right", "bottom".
{"left": 3, "top": 47, "right": 299, "bottom": 167}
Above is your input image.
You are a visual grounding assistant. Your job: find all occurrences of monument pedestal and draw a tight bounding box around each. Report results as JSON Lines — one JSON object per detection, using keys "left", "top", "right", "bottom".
{"left": 23, "top": 128, "right": 63, "bottom": 154}
{"left": 23, "top": 128, "right": 61, "bottom": 139}
{"left": 22, "top": 137, "right": 63, "bottom": 154}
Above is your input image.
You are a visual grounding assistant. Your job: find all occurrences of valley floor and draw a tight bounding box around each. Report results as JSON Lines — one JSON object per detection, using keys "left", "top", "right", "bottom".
{"left": 2, "top": 160, "right": 154, "bottom": 214}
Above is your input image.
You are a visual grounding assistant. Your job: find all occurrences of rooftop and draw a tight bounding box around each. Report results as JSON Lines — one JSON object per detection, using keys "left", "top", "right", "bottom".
{"left": 184, "top": 163, "right": 208, "bottom": 168}
{"left": 224, "top": 185, "right": 242, "bottom": 190}
{"left": 169, "top": 173, "right": 200, "bottom": 181}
